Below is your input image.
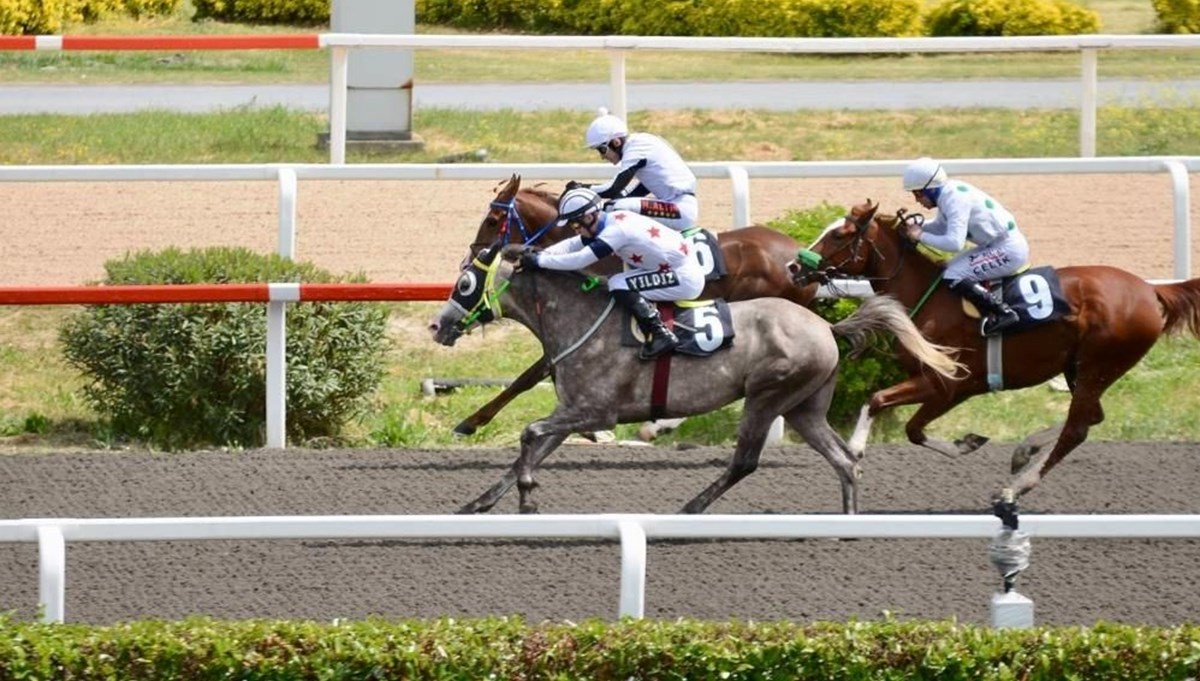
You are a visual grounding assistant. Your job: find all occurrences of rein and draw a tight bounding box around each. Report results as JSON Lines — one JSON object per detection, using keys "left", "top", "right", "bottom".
{"left": 491, "top": 196, "right": 557, "bottom": 248}
{"left": 458, "top": 256, "right": 614, "bottom": 365}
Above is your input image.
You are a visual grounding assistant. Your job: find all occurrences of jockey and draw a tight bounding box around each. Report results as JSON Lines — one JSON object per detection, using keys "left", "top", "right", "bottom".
{"left": 901, "top": 157, "right": 1030, "bottom": 337}
{"left": 571, "top": 109, "right": 699, "bottom": 232}
{"left": 519, "top": 187, "right": 705, "bottom": 359}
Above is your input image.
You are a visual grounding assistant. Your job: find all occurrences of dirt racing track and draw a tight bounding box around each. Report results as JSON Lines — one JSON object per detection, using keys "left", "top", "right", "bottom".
{"left": 1, "top": 441, "right": 1198, "bottom": 627}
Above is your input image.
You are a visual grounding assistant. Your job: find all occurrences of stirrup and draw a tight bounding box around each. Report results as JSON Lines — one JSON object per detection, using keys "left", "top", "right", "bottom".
{"left": 980, "top": 310, "right": 1019, "bottom": 337}
{"left": 639, "top": 334, "right": 679, "bottom": 360}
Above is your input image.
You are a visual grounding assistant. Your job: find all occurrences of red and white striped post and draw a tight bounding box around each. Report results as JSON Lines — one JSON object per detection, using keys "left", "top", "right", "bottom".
{"left": 0, "top": 282, "right": 452, "bottom": 448}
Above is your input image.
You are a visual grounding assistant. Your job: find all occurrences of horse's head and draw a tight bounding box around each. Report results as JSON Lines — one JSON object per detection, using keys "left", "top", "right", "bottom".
{"left": 790, "top": 199, "right": 917, "bottom": 287}
{"left": 432, "top": 241, "right": 515, "bottom": 346}
{"left": 461, "top": 173, "right": 565, "bottom": 269}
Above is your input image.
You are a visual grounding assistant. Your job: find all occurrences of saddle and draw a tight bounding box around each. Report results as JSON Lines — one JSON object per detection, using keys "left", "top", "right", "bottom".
{"left": 621, "top": 298, "right": 735, "bottom": 357}
{"left": 960, "top": 265, "right": 1070, "bottom": 333}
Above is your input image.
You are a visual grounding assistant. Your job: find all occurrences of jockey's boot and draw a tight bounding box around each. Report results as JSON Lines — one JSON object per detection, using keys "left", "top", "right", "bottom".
{"left": 613, "top": 290, "right": 679, "bottom": 359}
{"left": 951, "top": 280, "right": 1020, "bottom": 337}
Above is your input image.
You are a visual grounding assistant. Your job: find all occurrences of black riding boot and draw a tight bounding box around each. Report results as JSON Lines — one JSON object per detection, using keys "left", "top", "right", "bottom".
{"left": 950, "top": 280, "right": 1020, "bottom": 336}
{"left": 612, "top": 290, "right": 679, "bottom": 359}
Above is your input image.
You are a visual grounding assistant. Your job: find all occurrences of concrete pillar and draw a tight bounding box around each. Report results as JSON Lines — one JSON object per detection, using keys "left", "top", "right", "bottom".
{"left": 323, "top": 0, "right": 424, "bottom": 152}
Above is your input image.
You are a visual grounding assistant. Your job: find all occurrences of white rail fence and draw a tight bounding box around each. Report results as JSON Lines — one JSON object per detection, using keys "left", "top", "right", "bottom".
{"left": 319, "top": 33, "right": 1200, "bottom": 163}
{"left": 1, "top": 156, "right": 1195, "bottom": 448}
{"left": 3, "top": 513, "right": 1199, "bottom": 627}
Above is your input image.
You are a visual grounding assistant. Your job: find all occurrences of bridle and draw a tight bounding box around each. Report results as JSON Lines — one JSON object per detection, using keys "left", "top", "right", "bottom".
{"left": 466, "top": 192, "right": 558, "bottom": 263}
{"left": 794, "top": 208, "right": 921, "bottom": 288}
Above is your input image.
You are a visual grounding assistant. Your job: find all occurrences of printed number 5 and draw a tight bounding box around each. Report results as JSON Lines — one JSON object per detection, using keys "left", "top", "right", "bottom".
{"left": 1017, "top": 274, "right": 1053, "bottom": 320}
{"left": 694, "top": 307, "right": 724, "bottom": 351}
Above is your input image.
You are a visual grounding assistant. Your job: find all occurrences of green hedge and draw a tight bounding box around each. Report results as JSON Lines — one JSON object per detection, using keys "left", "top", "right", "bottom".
{"left": 2, "top": 616, "right": 1198, "bottom": 680}
{"left": 57, "top": 247, "right": 389, "bottom": 450}
{"left": 0, "top": 0, "right": 179, "bottom": 34}
{"left": 927, "top": 0, "right": 1101, "bottom": 36}
{"left": 191, "top": 0, "right": 329, "bottom": 25}
{"left": 1152, "top": 0, "right": 1200, "bottom": 34}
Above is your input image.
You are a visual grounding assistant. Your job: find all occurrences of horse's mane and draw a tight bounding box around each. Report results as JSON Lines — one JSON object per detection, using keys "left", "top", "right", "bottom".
{"left": 521, "top": 186, "right": 561, "bottom": 205}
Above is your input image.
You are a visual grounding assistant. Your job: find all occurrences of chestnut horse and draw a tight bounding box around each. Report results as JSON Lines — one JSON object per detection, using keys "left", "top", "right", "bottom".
{"left": 451, "top": 173, "right": 815, "bottom": 436}
{"left": 792, "top": 199, "right": 1200, "bottom": 499}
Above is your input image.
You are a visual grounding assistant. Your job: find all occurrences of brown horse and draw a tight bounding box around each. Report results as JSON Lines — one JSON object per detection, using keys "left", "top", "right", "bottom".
{"left": 792, "top": 199, "right": 1200, "bottom": 499}
{"left": 451, "top": 173, "right": 815, "bottom": 436}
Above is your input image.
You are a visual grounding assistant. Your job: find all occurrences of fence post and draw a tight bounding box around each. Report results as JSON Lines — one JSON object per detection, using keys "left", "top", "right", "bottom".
{"left": 277, "top": 167, "right": 297, "bottom": 259}
{"left": 37, "top": 524, "right": 66, "bottom": 623}
{"left": 329, "top": 46, "right": 349, "bottom": 164}
{"left": 727, "top": 164, "right": 751, "bottom": 227}
{"left": 1079, "top": 48, "right": 1098, "bottom": 158}
{"left": 608, "top": 50, "right": 628, "bottom": 122}
{"left": 618, "top": 520, "right": 647, "bottom": 618}
{"left": 1164, "top": 160, "right": 1192, "bottom": 280}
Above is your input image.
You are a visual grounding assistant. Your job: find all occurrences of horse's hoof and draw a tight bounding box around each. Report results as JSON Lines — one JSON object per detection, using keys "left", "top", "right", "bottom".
{"left": 955, "top": 433, "right": 989, "bottom": 455}
{"left": 637, "top": 423, "right": 658, "bottom": 441}
{"left": 452, "top": 422, "right": 477, "bottom": 437}
{"left": 519, "top": 502, "right": 540, "bottom": 514}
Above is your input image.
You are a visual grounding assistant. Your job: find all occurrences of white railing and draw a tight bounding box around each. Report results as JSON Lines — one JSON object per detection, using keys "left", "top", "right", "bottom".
{"left": 3, "top": 513, "right": 1199, "bottom": 627}
{"left": 1, "top": 156, "right": 1195, "bottom": 447}
{"left": 318, "top": 33, "right": 1200, "bottom": 162}
{"left": 0, "top": 156, "right": 1194, "bottom": 275}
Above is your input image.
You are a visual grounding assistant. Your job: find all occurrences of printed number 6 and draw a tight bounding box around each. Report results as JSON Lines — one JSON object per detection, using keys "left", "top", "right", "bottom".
{"left": 694, "top": 307, "right": 724, "bottom": 351}
{"left": 1017, "top": 274, "right": 1053, "bottom": 320}
{"left": 691, "top": 233, "right": 716, "bottom": 277}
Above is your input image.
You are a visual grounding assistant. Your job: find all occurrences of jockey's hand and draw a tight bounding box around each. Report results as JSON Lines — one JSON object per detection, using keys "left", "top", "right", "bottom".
{"left": 904, "top": 223, "right": 923, "bottom": 244}
{"left": 601, "top": 199, "right": 616, "bottom": 212}
{"left": 516, "top": 247, "right": 541, "bottom": 272}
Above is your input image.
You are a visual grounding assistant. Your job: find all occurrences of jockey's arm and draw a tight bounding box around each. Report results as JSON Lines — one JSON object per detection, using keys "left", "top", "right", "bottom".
{"left": 541, "top": 235, "right": 584, "bottom": 256}
{"left": 591, "top": 158, "right": 647, "bottom": 199}
{"left": 916, "top": 202, "right": 968, "bottom": 253}
{"left": 535, "top": 238, "right": 610, "bottom": 271}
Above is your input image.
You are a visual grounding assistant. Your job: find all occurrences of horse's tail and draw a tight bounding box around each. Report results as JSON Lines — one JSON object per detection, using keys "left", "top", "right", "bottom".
{"left": 1155, "top": 278, "right": 1200, "bottom": 339}
{"left": 830, "top": 295, "right": 965, "bottom": 380}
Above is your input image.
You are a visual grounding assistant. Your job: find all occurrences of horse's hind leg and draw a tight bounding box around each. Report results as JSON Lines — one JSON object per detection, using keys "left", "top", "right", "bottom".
{"left": 859, "top": 376, "right": 983, "bottom": 460}
{"left": 680, "top": 408, "right": 774, "bottom": 514}
{"left": 785, "top": 381, "right": 860, "bottom": 514}
{"left": 1010, "top": 422, "right": 1065, "bottom": 474}
{"left": 453, "top": 356, "right": 552, "bottom": 436}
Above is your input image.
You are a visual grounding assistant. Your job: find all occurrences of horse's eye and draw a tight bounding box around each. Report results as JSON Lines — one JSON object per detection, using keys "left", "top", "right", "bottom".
{"left": 456, "top": 271, "right": 479, "bottom": 297}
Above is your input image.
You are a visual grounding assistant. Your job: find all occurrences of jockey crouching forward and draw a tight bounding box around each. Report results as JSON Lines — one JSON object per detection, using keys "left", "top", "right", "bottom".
{"left": 901, "top": 157, "right": 1031, "bottom": 336}
{"left": 519, "top": 187, "right": 705, "bottom": 359}
{"left": 572, "top": 110, "right": 699, "bottom": 232}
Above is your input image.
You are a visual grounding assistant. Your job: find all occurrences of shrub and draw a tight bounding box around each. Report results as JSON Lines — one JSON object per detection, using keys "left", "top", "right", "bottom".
{"left": 1152, "top": 0, "right": 1200, "bottom": 33}
{"left": 926, "top": 0, "right": 1101, "bottom": 36}
{"left": 58, "top": 247, "right": 389, "bottom": 450}
{"left": 767, "top": 203, "right": 908, "bottom": 432}
{"left": 192, "top": 0, "right": 329, "bottom": 26}
{"left": 0, "top": 0, "right": 179, "bottom": 34}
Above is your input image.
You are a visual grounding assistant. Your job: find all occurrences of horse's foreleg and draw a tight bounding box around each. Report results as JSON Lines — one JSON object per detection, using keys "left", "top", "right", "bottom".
{"left": 453, "top": 356, "right": 552, "bottom": 436}
{"left": 859, "top": 377, "right": 979, "bottom": 459}
{"left": 457, "top": 425, "right": 569, "bottom": 514}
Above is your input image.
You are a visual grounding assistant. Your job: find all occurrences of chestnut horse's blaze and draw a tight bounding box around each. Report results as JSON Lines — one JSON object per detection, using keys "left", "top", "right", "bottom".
{"left": 794, "top": 199, "right": 1200, "bottom": 499}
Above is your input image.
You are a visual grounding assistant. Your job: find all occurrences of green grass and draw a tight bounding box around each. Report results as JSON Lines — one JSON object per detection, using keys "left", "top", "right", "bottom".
{"left": 3, "top": 4, "right": 1200, "bottom": 452}
{"left": 2, "top": 0, "right": 1199, "bottom": 84}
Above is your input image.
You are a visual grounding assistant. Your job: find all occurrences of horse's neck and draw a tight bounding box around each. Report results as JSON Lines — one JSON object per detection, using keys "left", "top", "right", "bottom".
{"left": 501, "top": 272, "right": 610, "bottom": 351}
{"left": 872, "top": 235, "right": 943, "bottom": 305}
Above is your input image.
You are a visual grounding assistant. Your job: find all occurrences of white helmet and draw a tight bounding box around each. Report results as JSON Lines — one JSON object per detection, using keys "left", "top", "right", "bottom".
{"left": 585, "top": 108, "right": 628, "bottom": 149}
{"left": 902, "top": 157, "right": 948, "bottom": 191}
{"left": 556, "top": 187, "right": 602, "bottom": 226}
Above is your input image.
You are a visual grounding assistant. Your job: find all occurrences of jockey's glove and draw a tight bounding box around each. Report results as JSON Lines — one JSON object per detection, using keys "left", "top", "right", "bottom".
{"left": 518, "top": 251, "right": 542, "bottom": 272}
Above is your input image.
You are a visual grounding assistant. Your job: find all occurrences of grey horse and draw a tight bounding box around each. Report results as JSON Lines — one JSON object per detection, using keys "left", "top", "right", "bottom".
{"left": 429, "top": 244, "right": 962, "bottom": 514}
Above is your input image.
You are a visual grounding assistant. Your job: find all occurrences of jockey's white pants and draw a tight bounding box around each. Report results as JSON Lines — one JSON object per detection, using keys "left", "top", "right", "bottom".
{"left": 608, "top": 261, "right": 705, "bottom": 302}
{"left": 607, "top": 193, "right": 699, "bottom": 232}
{"left": 944, "top": 232, "right": 1030, "bottom": 283}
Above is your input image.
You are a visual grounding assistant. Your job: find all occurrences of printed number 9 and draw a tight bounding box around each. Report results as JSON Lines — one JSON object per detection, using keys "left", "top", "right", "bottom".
{"left": 1017, "top": 274, "right": 1053, "bottom": 320}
